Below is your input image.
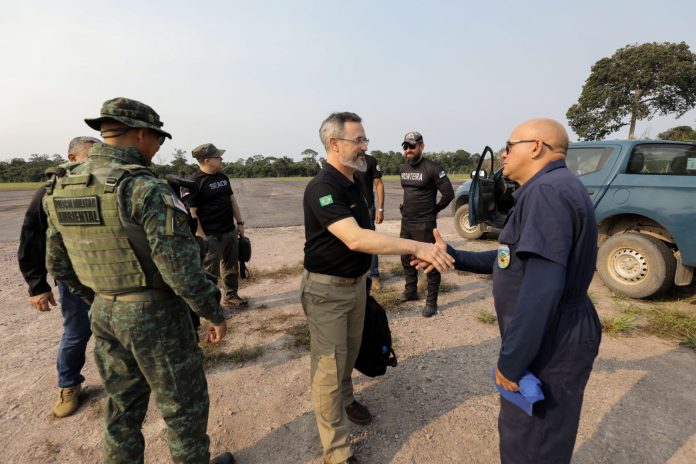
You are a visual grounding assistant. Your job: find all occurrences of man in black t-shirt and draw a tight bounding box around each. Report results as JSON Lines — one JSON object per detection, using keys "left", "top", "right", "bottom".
{"left": 302, "top": 113, "right": 454, "bottom": 464}
{"left": 354, "top": 154, "right": 384, "bottom": 289}
{"left": 188, "top": 143, "right": 247, "bottom": 307}
{"left": 399, "top": 131, "right": 454, "bottom": 317}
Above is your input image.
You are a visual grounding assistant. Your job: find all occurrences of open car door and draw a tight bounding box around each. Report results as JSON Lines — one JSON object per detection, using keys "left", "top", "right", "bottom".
{"left": 468, "top": 146, "right": 518, "bottom": 229}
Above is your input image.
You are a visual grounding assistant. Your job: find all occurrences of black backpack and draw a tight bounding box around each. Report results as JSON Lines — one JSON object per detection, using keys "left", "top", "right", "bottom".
{"left": 355, "top": 294, "right": 398, "bottom": 377}
{"left": 238, "top": 235, "right": 252, "bottom": 279}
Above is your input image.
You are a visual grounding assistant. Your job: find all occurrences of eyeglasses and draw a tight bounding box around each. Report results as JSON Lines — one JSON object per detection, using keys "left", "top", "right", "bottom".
{"left": 156, "top": 134, "right": 166, "bottom": 146}
{"left": 402, "top": 142, "right": 418, "bottom": 150}
{"left": 505, "top": 139, "right": 553, "bottom": 154}
{"left": 335, "top": 137, "right": 369, "bottom": 146}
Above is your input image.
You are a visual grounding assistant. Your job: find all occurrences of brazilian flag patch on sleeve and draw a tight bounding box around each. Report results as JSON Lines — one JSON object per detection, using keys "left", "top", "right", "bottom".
{"left": 319, "top": 194, "right": 334, "bottom": 207}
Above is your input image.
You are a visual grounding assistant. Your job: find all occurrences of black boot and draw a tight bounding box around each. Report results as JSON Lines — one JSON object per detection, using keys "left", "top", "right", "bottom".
{"left": 210, "top": 452, "right": 235, "bottom": 464}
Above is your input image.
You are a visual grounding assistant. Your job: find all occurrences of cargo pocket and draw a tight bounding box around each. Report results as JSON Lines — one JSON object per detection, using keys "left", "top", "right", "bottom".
{"left": 314, "top": 353, "right": 341, "bottom": 423}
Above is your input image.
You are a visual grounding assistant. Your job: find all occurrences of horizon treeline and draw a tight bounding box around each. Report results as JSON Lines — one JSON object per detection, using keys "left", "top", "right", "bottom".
{"left": 0, "top": 148, "right": 482, "bottom": 182}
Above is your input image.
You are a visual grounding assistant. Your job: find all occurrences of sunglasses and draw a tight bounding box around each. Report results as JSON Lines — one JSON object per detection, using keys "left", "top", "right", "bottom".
{"left": 156, "top": 134, "right": 166, "bottom": 146}
{"left": 402, "top": 142, "right": 418, "bottom": 150}
{"left": 505, "top": 139, "right": 553, "bottom": 154}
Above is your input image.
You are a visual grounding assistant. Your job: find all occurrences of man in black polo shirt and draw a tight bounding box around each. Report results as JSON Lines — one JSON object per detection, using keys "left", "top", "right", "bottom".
{"left": 354, "top": 153, "right": 384, "bottom": 289}
{"left": 399, "top": 131, "right": 454, "bottom": 317}
{"left": 188, "top": 143, "right": 247, "bottom": 307}
{"left": 302, "top": 112, "right": 454, "bottom": 464}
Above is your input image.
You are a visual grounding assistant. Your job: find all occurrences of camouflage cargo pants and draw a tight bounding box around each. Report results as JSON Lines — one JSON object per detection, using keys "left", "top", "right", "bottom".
{"left": 90, "top": 294, "right": 211, "bottom": 464}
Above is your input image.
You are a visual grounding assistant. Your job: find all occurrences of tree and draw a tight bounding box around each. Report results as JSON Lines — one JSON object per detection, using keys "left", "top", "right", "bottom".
{"left": 657, "top": 125, "right": 696, "bottom": 142}
{"left": 170, "top": 148, "right": 190, "bottom": 175}
{"left": 567, "top": 42, "right": 696, "bottom": 140}
{"left": 301, "top": 148, "right": 318, "bottom": 162}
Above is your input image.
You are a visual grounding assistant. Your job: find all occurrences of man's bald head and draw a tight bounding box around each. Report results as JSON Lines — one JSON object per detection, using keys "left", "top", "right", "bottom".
{"left": 512, "top": 118, "right": 569, "bottom": 154}
{"left": 503, "top": 118, "right": 570, "bottom": 185}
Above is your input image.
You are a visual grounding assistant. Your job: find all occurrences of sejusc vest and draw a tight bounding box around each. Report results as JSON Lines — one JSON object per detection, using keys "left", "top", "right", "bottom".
{"left": 45, "top": 161, "right": 167, "bottom": 294}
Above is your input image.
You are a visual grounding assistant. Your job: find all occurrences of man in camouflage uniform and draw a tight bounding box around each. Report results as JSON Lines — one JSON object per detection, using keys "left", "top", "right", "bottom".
{"left": 44, "top": 97, "right": 234, "bottom": 464}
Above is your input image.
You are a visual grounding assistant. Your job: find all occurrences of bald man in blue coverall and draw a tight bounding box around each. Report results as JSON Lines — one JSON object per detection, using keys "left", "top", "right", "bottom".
{"left": 415, "top": 119, "right": 601, "bottom": 464}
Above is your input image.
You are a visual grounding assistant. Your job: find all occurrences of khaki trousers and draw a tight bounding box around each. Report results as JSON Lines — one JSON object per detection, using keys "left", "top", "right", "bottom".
{"left": 300, "top": 271, "right": 366, "bottom": 464}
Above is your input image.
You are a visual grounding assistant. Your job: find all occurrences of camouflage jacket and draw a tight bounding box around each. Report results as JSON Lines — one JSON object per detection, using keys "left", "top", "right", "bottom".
{"left": 45, "top": 143, "right": 224, "bottom": 324}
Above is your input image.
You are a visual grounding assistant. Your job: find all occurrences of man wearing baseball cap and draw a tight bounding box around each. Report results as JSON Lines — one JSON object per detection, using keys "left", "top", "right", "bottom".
{"left": 188, "top": 143, "right": 248, "bottom": 308}
{"left": 398, "top": 131, "right": 454, "bottom": 317}
{"left": 44, "top": 97, "right": 233, "bottom": 464}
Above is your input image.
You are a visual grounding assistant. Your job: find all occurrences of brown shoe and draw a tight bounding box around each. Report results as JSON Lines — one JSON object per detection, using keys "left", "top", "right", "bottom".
{"left": 53, "top": 384, "right": 81, "bottom": 417}
{"left": 222, "top": 294, "right": 248, "bottom": 307}
{"left": 345, "top": 400, "right": 372, "bottom": 425}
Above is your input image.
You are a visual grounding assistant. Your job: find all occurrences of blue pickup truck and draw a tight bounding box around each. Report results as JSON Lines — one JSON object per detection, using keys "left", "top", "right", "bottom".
{"left": 457, "top": 141, "right": 696, "bottom": 298}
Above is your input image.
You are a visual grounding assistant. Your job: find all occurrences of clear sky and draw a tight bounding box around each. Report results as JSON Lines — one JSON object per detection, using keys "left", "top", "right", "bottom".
{"left": 2, "top": 0, "right": 695, "bottom": 163}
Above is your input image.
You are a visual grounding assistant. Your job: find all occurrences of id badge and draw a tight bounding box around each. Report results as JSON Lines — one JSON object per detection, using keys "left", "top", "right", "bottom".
{"left": 497, "top": 244, "right": 510, "bottom": 269}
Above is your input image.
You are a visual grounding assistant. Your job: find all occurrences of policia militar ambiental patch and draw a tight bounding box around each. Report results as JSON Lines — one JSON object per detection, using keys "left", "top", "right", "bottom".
{"left": 53, "top": 196, "right": 102, "bottom": 225}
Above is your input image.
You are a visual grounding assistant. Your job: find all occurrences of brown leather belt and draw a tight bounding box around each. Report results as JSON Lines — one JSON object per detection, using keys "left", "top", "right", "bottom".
{"left": 97, "top": 288, "right": 175, "bottom": 302}
{"left": 305, "top": 270, "right": 362, "bottom": 287}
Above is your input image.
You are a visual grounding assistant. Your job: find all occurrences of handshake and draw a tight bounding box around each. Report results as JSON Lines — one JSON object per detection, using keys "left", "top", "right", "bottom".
{"left": 410, "top": 228, "right": 451, "bottom": 273}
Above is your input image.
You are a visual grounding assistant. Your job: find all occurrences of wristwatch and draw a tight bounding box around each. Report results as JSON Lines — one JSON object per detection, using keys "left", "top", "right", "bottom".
{"left": 377, "top": 208, "right": 384, "bottom": 212}
{"left": 237, "top": 221, "right": 245, "bottom": 225}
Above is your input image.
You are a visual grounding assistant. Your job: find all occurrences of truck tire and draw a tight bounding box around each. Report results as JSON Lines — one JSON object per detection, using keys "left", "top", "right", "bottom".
{"left": 454, "top": 204, "right": 484, "bottom": 240}
{"left": 597, "top": 232, "right": 676, "bottom": 298}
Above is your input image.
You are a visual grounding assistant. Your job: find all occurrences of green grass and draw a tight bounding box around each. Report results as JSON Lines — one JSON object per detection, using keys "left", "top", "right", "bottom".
{"left": 250, "top": 313, "right": 298, "bottom": 335}
{"left": 372, "top": 286, "right": 408, "bottom": 312}
{"left": 477, "top": 310, "right": 497, "bottom": 325}
{"left": 249, "top": 261, "right": 304, "bottom": 281}
{"left": 285, "top": 321, "right": 311, "bottom": 351}
{"left": 601, "top": 314, "right": 637, "bottom": 335}
{"left": 644, "top": 307, "right": 696, "bottom": 348}
{"left": 681, "top": 335, "right": 696, "bottom": 350}
{"left": 379, "top": 261, "right": 405, "bottom": 279}
{"left": 202, "top": 344, "right": 265, "bottom": 368}
{"left": 0, "top": 182, "right": 43, "bottom": 190}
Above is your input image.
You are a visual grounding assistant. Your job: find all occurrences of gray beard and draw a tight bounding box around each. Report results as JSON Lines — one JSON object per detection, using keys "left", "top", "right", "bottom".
{"left": 341, "top": 154, "right": 367, "bottom": 172}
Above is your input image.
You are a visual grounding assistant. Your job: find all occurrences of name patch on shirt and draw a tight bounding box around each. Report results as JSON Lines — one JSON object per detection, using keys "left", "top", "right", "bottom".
{"left": 319, "top": 194, "right": 334, "bottom": 207}
{"left": 497, "top": 244, "right": 510, "bottom": 269}
{"left": 401, "top": 172, "right": 423, "bottom": 181}
{"left": 208, "top": 180, "right": 229, "bottom": 189}
{"left": 53, "top": 196, "right": 102, "bottom": 225}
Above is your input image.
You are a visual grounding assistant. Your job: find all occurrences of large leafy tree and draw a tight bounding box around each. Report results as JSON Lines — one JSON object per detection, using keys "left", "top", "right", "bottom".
{"left": 567, "top": 42, "right": 696, "bottom": 140}
{"left": 658, "top": 125, "right": 696, "bottom": 142}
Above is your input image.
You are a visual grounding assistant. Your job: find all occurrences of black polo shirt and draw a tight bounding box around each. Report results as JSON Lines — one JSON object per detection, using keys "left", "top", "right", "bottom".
{"left": 354, "top": 154, "right": 382, "bottom": 208}
{"left": 303, "top": 163, "right": 372, "bottom": 277}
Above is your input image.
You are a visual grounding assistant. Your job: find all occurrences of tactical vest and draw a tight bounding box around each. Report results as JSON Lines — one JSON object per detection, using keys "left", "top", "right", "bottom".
{"left": 45, "top": 163, "right": 167, "bottom": 294}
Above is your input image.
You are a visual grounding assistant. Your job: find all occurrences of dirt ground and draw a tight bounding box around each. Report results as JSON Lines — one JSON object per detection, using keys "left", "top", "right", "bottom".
{"left": 0, "top": 180, "right": 695, "bottom": 464}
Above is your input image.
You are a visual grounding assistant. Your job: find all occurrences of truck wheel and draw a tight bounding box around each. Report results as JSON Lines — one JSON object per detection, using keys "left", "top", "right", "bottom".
{"left": 597, "top": 232, "right": 676, "bottom": 298}
{"left": 454, "top": 204, "right": 484, "bottom": 240}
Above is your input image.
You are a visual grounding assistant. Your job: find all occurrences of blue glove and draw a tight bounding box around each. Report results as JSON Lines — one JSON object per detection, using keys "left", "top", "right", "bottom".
{"left": 491, "top": 367, "right": 544, "bottom": 416}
